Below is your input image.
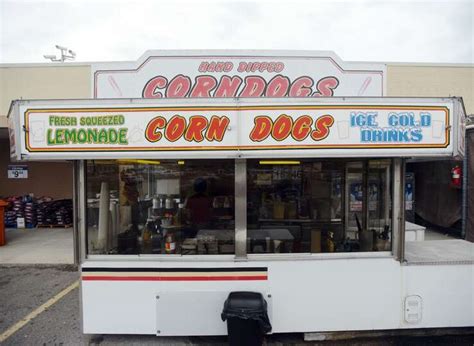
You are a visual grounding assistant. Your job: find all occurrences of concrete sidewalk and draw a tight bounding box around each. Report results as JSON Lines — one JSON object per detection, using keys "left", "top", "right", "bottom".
{"left": 0, "top": 228, "right": 73, "bottom": 264}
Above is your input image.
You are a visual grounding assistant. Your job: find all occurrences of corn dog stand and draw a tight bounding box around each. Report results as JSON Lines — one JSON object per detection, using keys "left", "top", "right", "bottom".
{"left": 7, "top": 52, "right": 473, "bottom": 337}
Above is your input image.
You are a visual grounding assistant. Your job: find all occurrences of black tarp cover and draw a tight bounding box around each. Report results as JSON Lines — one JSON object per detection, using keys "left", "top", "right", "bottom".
{"left": 466, "top": 129, "right": 474, "bottom": 242}
{"left": 411, "top": 161, "right": 462, "bottom": 228}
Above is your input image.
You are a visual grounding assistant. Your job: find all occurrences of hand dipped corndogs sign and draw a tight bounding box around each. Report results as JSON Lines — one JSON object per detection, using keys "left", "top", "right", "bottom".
{"left": 92, "top": 51, "right": 385, "bottom": 99}
{"left": 9, "top": 98, "right": 465, "bottom": 160}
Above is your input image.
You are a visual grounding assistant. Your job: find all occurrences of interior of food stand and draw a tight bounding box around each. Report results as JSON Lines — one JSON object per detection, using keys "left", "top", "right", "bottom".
{"left": 86, "top": 158, "right": 393, "bottom": 256}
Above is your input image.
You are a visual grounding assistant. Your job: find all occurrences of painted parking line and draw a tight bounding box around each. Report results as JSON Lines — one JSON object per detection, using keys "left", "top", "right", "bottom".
{"left": 0, "top": 280, "right": 79, "bottom": 343}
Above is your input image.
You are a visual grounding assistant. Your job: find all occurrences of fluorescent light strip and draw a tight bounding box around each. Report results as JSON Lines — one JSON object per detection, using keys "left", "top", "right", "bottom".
{"left": 117, "top": 159, "right": 161, "bottom": 165}
{"left": 259, "top": 160, "right": 301, "bottom": 165}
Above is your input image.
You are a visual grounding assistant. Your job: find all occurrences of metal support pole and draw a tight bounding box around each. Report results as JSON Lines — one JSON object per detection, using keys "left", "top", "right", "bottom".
{"left": 362, "top": 161, "right": 369, "bottom": 231}
{"left": 78, "top": 160, "right": 87, "bottom": 263}
{"left": 234, "top": 159, "right": 247, "bottom": 259}
{"left": 392, "top": 158, "right": 406, "bottom": 262}
{"left": 384, "top": 164, "right": 391, "bottom": 225}
{"left": 72, "top": 161, "right": 80, "bottom": 265}
{"left": 461, "top": 143, "right": 468, "bottom": 239}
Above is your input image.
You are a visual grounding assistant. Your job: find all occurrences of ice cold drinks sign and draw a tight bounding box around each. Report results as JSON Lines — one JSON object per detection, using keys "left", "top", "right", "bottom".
{"left": 92, "top": 51, "right": 385, "bottom": 99}
{"left": 22, "top": 102, "right": 450, "bottom": 158}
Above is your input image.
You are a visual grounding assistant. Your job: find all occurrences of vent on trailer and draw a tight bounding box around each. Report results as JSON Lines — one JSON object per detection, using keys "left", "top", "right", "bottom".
{"left": 404, "top": 295, "right": 423, "bottom": 324}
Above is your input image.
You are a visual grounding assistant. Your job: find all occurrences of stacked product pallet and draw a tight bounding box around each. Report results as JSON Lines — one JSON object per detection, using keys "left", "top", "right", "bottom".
{"left": 4, "top": 209, "right": 17, "bottom": 228}
{"left": 3, "top": 196, "right": 36, "bottom": 228}
{"left": 36, "top": 196, "right": 54, "bottom": 226}
{"left": 37, "top": 199, "right": 73, "bottom": 227}
{"left": 24, "top": 200, "right": 37, "bottom": 227}
{"left": 2, "top": 196, "right": 73, "bottom": 228}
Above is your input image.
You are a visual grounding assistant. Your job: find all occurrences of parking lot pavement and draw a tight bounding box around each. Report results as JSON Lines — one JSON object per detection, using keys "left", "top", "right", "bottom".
{"left": 1, "top": 265, "right": 473, "bottom": 345}
{"left": 0, "top": 265, "right": 277, "bottom": 345}
{"left": 0, "top": 264, "right": 79, "bottom": 338}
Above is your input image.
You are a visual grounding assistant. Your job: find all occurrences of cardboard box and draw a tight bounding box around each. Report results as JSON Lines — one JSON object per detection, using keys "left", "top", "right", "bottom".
{"left": 311, "top": 230, "right": 322, "bottom": 253}
{"left": 16, "top": 217, "right": 25, "bottom": 228}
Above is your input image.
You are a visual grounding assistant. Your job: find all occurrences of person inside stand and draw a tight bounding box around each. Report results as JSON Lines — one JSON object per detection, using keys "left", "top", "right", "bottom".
{"left": 184, "top": 178, "right": 213, "bottom": 235}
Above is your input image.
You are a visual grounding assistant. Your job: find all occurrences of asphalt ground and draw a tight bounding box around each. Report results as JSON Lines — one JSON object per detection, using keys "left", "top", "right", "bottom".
{"left": 0, "top": 265, "right": 473, "bottom": 345}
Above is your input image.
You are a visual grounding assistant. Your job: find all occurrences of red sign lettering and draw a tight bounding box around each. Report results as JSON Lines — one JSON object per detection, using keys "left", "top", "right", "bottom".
{"left": 272, "top": 114, "right": 293, "bottom": 141}
{"left": 166, "top": 75, "right": 191, "bottom": 98}
{"left": 145, "top": 116, "right": 166, "bottom": 142}
{"left": 311, "top": 115, "right": 334, "bottom": 140}
{"left": 249, "top": 114, "right": 334, "bottom": 142}
{"left": 240, "top": 76, "right": 266, "bottom": 97}
{"left": 249, "top": 116, "right": 272, "bottom": 142}
{"left": 142, "top": 74, "right": 340, "bottom": 99}
{"left": 292, "top": 115, "right": 313, "bottom": 140}
{"left": 145, "top": 115, "right": 230, "bottom": 143}
{"left": 206, "top": 116, "right": 230, "bottom": 141}
{"left": 189, "top": 76, "right": 217, "bottom": 98}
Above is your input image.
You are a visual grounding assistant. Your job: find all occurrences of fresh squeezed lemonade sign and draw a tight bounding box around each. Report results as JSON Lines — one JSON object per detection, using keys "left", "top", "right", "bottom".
{"left": 25, "top": 104, "right": 449, "bottom": 152}
{"left": 46, "top": 114, "right": 129, "bottom": 145}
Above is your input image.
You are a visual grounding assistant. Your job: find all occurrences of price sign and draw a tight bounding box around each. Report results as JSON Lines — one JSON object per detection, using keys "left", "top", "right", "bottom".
{"left": 8, "top": 165, "right": 28, "bottom": 179}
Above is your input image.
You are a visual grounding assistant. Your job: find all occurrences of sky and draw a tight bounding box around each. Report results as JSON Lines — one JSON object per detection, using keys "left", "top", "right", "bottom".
{"left": 0, "top": 0, "right": 473, "bottom": 64}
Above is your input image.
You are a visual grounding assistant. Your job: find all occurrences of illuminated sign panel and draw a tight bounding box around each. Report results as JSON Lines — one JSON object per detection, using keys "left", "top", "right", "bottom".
{"left": 15, "top": 98, "right": 456, "bottom": 160}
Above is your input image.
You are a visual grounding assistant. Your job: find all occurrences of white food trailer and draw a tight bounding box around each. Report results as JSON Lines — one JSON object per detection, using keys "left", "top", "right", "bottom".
{"left": 7, "top": 51, "right": 473, "bottom": 337}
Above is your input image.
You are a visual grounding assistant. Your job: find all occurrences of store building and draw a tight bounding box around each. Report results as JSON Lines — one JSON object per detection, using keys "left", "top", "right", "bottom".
{"left": 1, "top": 53, "right": 472, "bottom": 233}
{"left": 2, "top": 51, "right": 474, "bottom": 336}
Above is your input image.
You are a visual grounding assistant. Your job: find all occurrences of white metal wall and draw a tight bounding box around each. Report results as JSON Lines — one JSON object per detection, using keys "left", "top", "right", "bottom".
{"left": 81, "top": 259, "right": 473, "bottom": 335}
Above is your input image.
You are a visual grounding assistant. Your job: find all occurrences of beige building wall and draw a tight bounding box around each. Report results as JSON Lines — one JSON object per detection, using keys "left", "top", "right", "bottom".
{"left": 387, "top": 64, "right": 474, "bottom": 115}
{"left": 0, "top": 64, "right": 91, "bottom": 120}
{"left": 0, "top": 64, "right": 90, "bottom": 199}
{"left": 1, "top": 62, "right": 472, "bottom": 201}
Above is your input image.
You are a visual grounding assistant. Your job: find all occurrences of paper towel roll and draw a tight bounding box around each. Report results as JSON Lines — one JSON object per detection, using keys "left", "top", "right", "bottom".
{"left": 109, "top": 201, "right": 119, "bottom": 249}
{"left": 120, "top": 205, "right": 132, "bottom": 228}
{"left": 97, "top": 182, "right": 110, "bottom": 251}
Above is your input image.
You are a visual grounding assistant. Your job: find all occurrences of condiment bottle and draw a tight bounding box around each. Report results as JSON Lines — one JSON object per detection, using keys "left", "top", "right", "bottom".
{"left": 142, "top": 218, "right": 153, "bottom": 253}
{"left": 174, "top": 203, "right": 184, "bottom": 226}
{"left": 165, "top": 232, "right": 176, "bottom": 254}
{"left": 151, "top": 219, "right": 162, "bottom": 254}
{"left": 326, "top": 231, "right": 335, "bottom": 253}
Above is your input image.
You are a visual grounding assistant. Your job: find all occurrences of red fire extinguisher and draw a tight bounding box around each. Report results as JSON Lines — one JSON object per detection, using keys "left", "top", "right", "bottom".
{"left": 451, "top": 165, "right": 462, "bottom": 187}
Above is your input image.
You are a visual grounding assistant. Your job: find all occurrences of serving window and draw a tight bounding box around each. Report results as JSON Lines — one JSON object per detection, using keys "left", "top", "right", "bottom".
{"left": 86, "top": 159, "right": 235, "bottom": 255}
{"left": 84, "top": 158, "right": 392, "bottom": 257}
{"left": 246, "top": 159, "right": 392, "bottom": 254}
